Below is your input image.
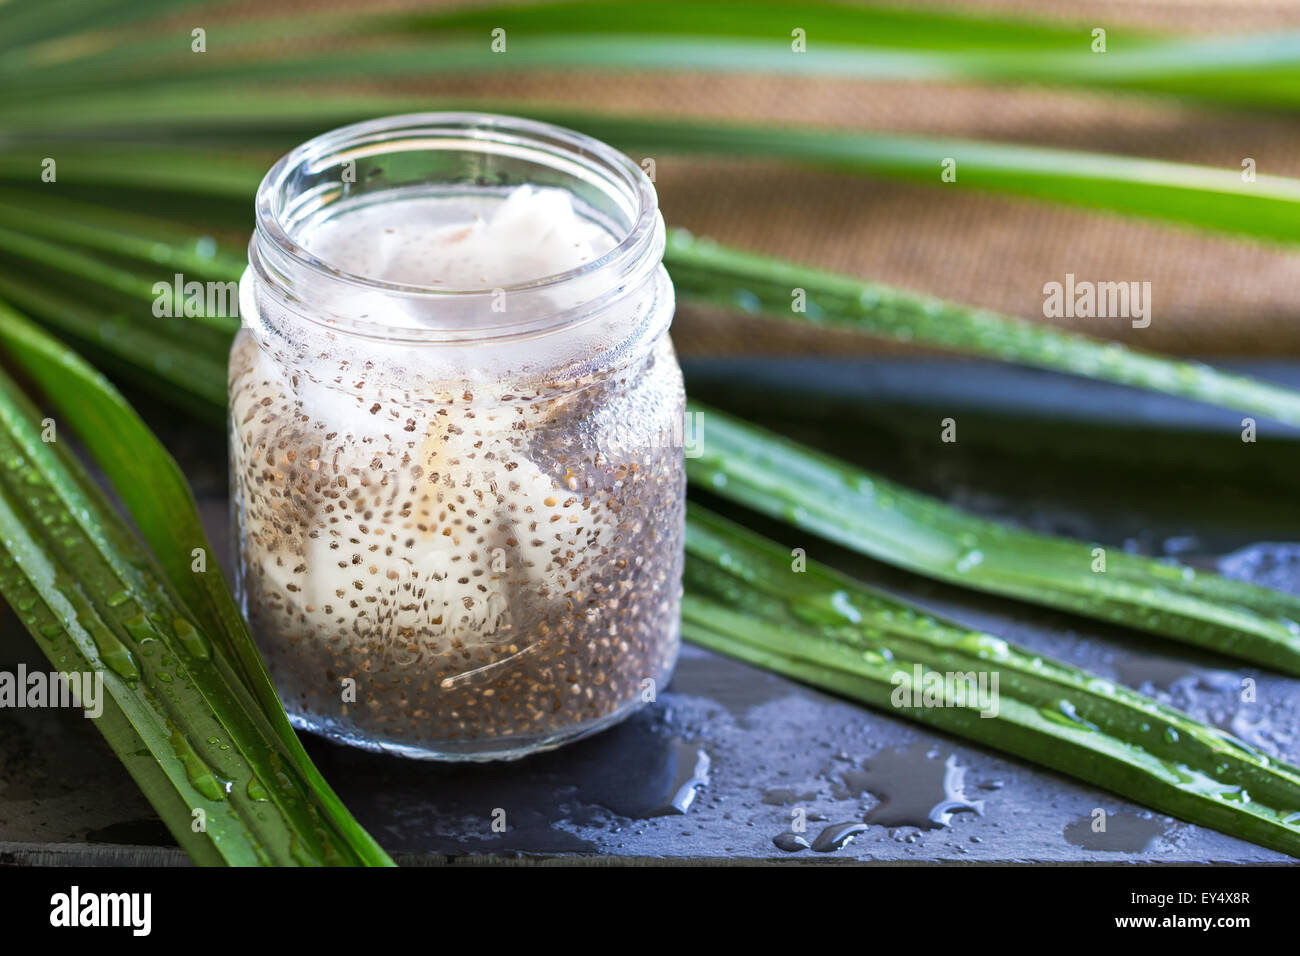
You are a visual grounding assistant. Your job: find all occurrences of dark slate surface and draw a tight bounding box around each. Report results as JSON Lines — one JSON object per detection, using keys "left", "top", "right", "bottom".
{"left": 1, "top": 357, "right": 1298, "bottom": 865}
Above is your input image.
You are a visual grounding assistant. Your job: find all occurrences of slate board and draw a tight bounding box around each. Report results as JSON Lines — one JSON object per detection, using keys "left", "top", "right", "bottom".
{"left": 1, "top": 357, "right": 1297, "bottom": 865}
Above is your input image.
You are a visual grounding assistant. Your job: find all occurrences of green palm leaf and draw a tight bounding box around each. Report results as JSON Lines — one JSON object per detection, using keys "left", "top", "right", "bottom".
{"left": 3, "top": 0, "right": 1300, "bottom": 865}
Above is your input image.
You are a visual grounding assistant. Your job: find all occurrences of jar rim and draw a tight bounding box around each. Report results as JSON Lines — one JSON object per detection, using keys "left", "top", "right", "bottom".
{"left": 253, "top": 111, "right": 660, "bottom": 302}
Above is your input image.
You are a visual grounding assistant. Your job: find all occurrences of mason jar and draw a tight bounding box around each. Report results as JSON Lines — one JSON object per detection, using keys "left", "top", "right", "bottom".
{"left": 230, "top": 113, "right": 684, "bottom": 761}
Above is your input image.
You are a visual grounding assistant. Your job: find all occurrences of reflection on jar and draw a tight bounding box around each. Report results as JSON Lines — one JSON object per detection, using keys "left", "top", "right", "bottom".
{"left": 230, "top": 113, "right": 685, "bottom": 761}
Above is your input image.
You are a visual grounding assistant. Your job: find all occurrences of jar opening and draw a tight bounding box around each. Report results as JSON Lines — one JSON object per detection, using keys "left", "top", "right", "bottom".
{"left": 248, "top": 113, "right": 665, "bottom": 343}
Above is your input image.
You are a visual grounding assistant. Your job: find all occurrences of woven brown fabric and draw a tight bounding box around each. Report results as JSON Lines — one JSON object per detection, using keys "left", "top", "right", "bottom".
{"left": 219, "top": 0, "right": 1300, "bottom": 356}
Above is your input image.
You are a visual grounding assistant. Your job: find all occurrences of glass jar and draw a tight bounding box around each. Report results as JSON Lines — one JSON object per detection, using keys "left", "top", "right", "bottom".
{"left": 231, "top": 113, "right": 684, "bottom": 761}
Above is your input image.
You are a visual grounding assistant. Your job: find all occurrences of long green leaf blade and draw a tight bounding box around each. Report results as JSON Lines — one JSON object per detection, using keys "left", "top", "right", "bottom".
{"left": 6, "top": 113, "right": 1300, "bottom": 247}
{"left": 684, "top": 504, "right": 1300, "bottom": 858}
{"left": 0, "top": 266, "right": 229, "bottom": 415}
{"left": 0, "top": 362, "right": 363, "bottom": 864}
{"left": 0, "top": 224, "right": 239, "bottom": 334}
{"left": 12, "top": 1, "right": 1300, "bottom": 110}
{"left": 687, "top": 401, "right": 1300, "bottom": 673}
{"left": 666, "top": 231, "right": 1300, "bottom": 427}
{"left": 0, "top": 187, "right": 246, "bottom": 281}
{"left": 0, "top": 299, "right": 394, "bottom": 867}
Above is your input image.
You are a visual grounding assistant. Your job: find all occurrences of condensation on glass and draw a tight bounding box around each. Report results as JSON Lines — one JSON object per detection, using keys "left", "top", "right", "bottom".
{"left": 231, "top": 114, "right": 684, "bottom": 760}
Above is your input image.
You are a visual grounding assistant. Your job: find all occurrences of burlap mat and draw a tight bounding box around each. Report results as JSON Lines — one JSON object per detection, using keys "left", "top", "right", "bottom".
{"left": 211, "top": 0, "right": 1300, "bottom": 356}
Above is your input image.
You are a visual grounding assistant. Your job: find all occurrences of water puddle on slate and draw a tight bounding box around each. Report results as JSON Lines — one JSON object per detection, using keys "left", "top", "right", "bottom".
{"left": 774, "top": 743, "right": 983, "bottom": 854}
{"left": 577, "top": 737, "right": 710, "bottom": 818}
{"left": 667, "top": 649, "right": 790, "bottom": 719}
{"left": 772, "top": 833, "right": 812, "bottom": 853}
{"left": 771, "top": 822, "right": 870, "bottom": 854}
{"left": 810, "top": 822, "right": 870, "bottom": 852}
{"left": 854, "top": 743, "right": 983, "bottom": 829}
